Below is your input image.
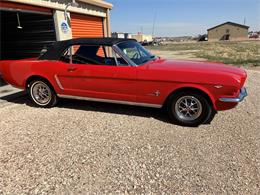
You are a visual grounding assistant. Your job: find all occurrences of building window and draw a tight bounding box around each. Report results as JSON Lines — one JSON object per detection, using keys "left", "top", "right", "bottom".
{"left": 226, "top": 29, "right": 230, "bottom": 33}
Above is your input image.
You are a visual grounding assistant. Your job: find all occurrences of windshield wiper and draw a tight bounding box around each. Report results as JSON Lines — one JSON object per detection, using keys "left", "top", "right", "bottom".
{"left": 141, "top": 55, "right": 157, "bottom": 64}
{"left": 141, "top": 59, "right": 150, "bottom": 64}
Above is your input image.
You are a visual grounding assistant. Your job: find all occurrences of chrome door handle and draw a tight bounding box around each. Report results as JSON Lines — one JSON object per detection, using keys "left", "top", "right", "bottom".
{"left": 68, "top": 67, "right": 77, "bottom": 72}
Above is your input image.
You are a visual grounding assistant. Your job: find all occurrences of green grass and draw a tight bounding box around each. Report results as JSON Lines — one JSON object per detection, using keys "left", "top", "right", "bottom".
{"left": 147, "top": 41, "right": 260, "bottom": 67}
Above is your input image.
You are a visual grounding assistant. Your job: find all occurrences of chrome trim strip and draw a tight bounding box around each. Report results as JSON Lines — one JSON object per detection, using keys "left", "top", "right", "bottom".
{"left": 219, "top": 87, "right": 247, "bottom": 103}
{"left": 54, "top": 75, "right": 64, "bottom": 90}
{"left": 57, "top": 94, "right": 162, "bottom": 108}
{"left": 0, "top": 8, "right": 52, "bottom": 15}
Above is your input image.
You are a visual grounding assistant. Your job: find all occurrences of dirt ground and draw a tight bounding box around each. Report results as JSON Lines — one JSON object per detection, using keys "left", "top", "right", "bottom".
{"left": 149, "top": 49, "right": 207, "bottom": 61}
{"left": 0, "top": 68, "right": 259, "bottom": 193}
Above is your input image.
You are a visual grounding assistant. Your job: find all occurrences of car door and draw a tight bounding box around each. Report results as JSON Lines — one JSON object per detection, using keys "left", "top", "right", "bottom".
{"left": 56, "top": 45, "right": 137, "bottom": 102}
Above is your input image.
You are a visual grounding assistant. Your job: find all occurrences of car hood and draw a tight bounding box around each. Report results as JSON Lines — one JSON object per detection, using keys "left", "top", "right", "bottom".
{"left": 145, "top": 58, "right": 247, "bottom": 87}
{"left": 148, "top": 58, "right": 245, "bottom": 74}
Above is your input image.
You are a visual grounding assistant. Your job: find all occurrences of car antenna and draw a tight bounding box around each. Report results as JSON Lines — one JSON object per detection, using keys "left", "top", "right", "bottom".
{"left": 152, "top": 12, "right": 157, "bottom": 38}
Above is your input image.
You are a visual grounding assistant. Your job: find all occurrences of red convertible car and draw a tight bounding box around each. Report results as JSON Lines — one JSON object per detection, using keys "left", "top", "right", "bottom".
{"left": 0, "top": 38, "right": 247, "bottom": 126}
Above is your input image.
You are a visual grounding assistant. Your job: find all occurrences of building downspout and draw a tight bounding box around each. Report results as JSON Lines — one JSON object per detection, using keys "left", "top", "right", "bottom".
{"left": 103, "top": 8, "right": 112, "bottom": 56}
{"left": 106, "top": 8, "right": 111, "bottom": 37}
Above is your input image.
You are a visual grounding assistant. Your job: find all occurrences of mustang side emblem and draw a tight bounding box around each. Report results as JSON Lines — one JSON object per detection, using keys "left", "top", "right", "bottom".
{"left": 148, "top": 90, "right": 161, "bottom": 97}
{"left": 214, "top": 85, "right": 223, "bottom": 89}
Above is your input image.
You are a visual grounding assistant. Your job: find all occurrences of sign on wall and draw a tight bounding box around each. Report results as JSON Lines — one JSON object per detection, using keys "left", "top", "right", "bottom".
{"left": 61, "top": 21, "right": 69, "bottom": 34}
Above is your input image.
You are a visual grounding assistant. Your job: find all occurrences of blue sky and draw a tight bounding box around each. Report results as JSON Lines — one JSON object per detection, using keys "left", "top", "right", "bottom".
{"left": 108, "top": 0, "right": 260, "bottom": 37}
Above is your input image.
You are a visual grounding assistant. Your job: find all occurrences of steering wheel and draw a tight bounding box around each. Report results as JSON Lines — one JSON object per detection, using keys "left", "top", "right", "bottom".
{"left": 132, "top": 53, "right": 140, "bottom": 59}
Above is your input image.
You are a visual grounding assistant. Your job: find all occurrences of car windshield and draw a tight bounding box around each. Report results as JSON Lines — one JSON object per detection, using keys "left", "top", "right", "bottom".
{"left": 117, "top": 41, "right": 155, "bottom": 65}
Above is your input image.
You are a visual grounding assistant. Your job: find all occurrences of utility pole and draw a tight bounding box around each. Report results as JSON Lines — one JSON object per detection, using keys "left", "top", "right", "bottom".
{"left": 244, "top": 17, "right": 246, "bottom": 25}
{"left": 152, "top": 12, "right": 157, "bottom": 38}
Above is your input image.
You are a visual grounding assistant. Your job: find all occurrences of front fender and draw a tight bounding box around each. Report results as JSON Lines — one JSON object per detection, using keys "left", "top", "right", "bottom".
{"left": 165, "top": 83, "right": 218, "bottom": 110}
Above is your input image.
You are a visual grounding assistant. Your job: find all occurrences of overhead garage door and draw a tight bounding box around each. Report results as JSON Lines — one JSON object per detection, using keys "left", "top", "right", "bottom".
{"left": 0, "top": 2, "right": 56, "bottom": 86}
{"left": 70, "top": 13, "right": 104, "bottom": 38}
{"left": 0, "top": 2, "right": 56, "bottom": 60}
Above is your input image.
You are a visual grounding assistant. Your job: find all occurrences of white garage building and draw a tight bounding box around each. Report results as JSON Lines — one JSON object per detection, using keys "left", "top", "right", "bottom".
{"left": 0, "top": 0, "right": 112, "bottom": 60}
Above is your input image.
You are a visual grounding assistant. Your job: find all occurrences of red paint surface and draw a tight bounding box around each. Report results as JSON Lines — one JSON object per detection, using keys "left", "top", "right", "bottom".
{"left": 0, "top": 58, "right": 247, "bottom": 111}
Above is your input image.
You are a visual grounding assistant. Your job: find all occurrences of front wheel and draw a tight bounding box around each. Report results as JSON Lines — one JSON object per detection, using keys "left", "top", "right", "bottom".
{"left": 29, "top": 79, "right": 58, "bottom": 108}
{"left": 167, "top": 92, "right": 214, "bottom": 127}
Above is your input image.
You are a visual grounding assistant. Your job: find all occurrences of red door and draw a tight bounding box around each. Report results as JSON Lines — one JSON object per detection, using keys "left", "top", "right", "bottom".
{"left": 56, "top": 62, "right": 137, "bottom": 102}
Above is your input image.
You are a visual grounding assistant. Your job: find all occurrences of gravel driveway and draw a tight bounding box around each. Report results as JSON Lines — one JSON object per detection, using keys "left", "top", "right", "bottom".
{"left": 0, "top": 69, "right": 259, "bottom": 194}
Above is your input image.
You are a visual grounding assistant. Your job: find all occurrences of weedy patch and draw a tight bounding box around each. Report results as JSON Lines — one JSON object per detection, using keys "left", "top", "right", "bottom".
{"left": 148, "top": 41, "right": 260, "bottom": 67}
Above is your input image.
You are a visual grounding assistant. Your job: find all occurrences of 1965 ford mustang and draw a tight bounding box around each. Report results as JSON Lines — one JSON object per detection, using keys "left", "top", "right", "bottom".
{"left": 0, "top": 38, "right": 247, "bottom": 126}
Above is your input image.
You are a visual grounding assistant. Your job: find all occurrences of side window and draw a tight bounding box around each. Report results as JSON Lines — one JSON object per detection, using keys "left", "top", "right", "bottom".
{"left": 60, "top": 44, "right": 128, "bottom": 66}
{"left": 60, "top": 45, "right": 104, "bottom": 65}
{"left": 94, "top": 46, "right": 128, "bottom": 66}
{"left": 113, "top": 50, "right": 129, "bottom": 66}
{"left": 123, "top": 47, "right": 140, "bottom": 59}
{"left": 96, "top": 47, "right": 105, "bottom": 58}
{"left": 120, "top": 43, "right": 150, "bottom": 65}
{"left": 60, "top": 46, "right": 73, "bottom": 63}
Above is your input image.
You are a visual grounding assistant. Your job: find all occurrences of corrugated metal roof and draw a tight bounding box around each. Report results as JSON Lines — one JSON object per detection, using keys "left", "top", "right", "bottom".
{"left": 78, "top": 0, "right": 113, "bottom": 9}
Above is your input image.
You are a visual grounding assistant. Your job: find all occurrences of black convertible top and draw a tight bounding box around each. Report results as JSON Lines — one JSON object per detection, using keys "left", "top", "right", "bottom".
{"left": 39, "top": 37, "right": 136, "bottom": 60}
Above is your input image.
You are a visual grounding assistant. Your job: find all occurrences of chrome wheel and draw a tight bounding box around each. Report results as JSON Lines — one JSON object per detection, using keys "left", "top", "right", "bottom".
{"left": 174, "top": 96, "right": 202, "bottom": 121}
{"left": 30, "top": 81, "right": 52, "bottom": 106}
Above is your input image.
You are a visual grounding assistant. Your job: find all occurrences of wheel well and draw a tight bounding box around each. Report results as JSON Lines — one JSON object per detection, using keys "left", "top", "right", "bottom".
{"left": 25, "top": 76, "right": 54, "bottom": 91}
{"left": 163, "top": 87, "right": 213, "bottom": 107}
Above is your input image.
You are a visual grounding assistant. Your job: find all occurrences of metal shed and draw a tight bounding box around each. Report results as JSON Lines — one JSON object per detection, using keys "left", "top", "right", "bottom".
{"left": 207, "top": 22, "right": 249, "bottom": 41}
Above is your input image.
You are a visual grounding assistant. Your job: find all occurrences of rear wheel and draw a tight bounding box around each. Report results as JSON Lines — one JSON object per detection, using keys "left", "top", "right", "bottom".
{"left": 167, "top": 91, "right": 214, "bottom": 126}
{"left": 29, "top": 79, "right": 57, "bottom": 108}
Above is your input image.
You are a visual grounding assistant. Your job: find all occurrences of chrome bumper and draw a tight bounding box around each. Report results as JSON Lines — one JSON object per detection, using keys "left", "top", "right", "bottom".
{"left": 219, "top": 87, "right": 247, "bottom": 103}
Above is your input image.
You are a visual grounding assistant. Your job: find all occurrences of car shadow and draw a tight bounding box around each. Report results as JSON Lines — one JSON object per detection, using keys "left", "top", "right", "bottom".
{"left": 1, "top": 92, "right": 172, "bottom": 124}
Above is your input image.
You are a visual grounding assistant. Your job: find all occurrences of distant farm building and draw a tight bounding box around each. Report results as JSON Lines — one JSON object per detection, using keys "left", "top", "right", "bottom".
{"left": 112, "top": 32, "right": 153, "bottom": 45}
{"left": 207, "top": 22, "right": 249, "bottom": 41}
{"left": 112, "top": 32, "right": 132, "bottom": 39}
{"left": 131, "top": 34, "right": 153, "bottom": 45}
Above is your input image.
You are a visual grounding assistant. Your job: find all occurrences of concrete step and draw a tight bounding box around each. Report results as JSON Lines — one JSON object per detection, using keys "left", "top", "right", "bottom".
{"left": 0, "top": 85, "right": 26, "bottom": 104}
{"left": 0, "top": 85, "right": 23, "bottom": 98}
